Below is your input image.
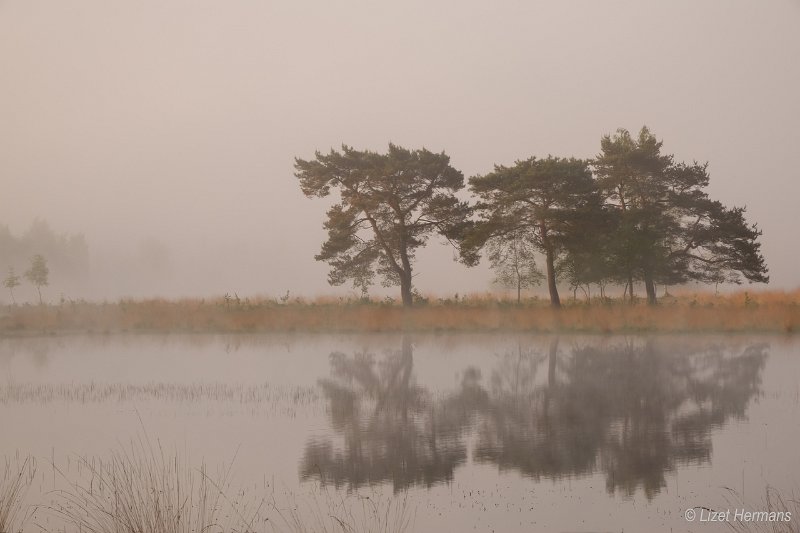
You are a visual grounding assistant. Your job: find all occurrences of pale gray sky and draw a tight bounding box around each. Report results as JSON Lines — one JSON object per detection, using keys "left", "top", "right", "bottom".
{"left": 1, "top": 1, "right": 798, "bottom": 299}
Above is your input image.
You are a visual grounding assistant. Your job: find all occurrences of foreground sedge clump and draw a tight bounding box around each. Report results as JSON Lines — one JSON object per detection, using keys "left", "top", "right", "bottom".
{"left": 0, "top": 458, "right": 35, "bottom": 533}
{"left": 41, "top": 436, "right": 413, "bottom": 533}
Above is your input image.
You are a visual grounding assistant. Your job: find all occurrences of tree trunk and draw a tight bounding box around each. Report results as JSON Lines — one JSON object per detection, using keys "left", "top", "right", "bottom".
{"left": 517, "top": 279, "right": 521, "bottom": 304}
{"left": 627, "top": 273, "right": 635, "bottom": 304}
{"left": 37, "top": 286, "right": 42, "bottom": 305}
{"left": 643, "top": 269, "right": 657, "bottom": 306}
{"left": 544, "top": 245, "right": 561, "bottom": 308}
{"left": 398, "top": 230, "right": 414, "bottom": 307}
{"left": 400, "top": 272, "right": 413, "bottom": 307}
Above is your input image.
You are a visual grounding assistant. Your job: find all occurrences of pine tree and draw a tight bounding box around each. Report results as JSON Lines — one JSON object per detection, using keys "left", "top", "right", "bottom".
{"left": 465, "top": 156, "right": 599, "bottom": 308}
{"left": 593, "top": 127, "right": 768, "bottom": 304}
{"left": 295, "top": 144, "right": 470, "bottom": 306}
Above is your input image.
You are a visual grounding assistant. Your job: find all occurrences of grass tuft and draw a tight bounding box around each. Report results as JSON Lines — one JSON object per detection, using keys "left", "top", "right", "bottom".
{"left": 48, "top": 436, "right": 259, "bottom": 533}
{"left": 725, "top": 486, "right": 800, "bottom": 533}
{"left": 0, "top": 457, "right": 36, "bottom": 533}
{"left": 44, "top": 436, "right": 413, "bottom": 533}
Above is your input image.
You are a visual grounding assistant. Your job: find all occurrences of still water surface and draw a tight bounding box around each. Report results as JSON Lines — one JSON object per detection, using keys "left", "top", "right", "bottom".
{"left": 1, "top": 333, "right": 798, "bottom": 532}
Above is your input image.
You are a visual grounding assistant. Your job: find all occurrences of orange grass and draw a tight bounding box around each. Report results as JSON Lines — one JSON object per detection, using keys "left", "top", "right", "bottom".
{"left": 1, "top": 290, "right": 798, "bottom": 335}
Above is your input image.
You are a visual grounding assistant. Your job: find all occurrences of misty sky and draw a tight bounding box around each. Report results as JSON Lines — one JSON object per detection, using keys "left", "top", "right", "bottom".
{"left": 1, "top": 1, "right": 799, "bottom": 299}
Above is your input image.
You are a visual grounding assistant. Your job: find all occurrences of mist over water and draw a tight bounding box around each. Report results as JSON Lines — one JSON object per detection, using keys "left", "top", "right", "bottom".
{"left": 1, "top": 333, "right": 797, "bottom": 532}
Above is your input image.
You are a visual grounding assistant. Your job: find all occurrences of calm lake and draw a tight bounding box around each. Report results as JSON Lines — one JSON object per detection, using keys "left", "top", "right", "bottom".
{"left": 2, "top": 333, "right": 799, "bottom": 532}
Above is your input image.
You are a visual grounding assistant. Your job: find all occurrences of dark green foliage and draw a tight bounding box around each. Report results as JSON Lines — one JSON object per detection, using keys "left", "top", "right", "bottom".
{"left": 465, "top": 156, "right": 599, "bottom": 307}
{"left": 593, "top": 127, "right": 768, "bottom": 304}
{"left": 296, "top": 130, "right": 766, "bottom": 306}
{"left": 295, "top": 144, "right": 470, "bottom": 306}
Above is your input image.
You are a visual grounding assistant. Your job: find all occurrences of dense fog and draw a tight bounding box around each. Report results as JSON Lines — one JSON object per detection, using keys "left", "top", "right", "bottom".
{"left": 1, "top": 1, "right": 798, "bottom": 302}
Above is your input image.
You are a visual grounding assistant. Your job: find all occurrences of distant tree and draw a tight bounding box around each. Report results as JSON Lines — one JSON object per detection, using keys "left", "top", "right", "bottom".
{"left": 464, "top": 156, "right": 599, "bottom": 308}
{"left": 593, "top": 127, "right": 768, "bottom": 305}
{"left": 0, "top": 220, "right": 88, "bottom": 279}
{"left": 25, "top": 254, "right": 49, "bottom": 304}
{"left": 558, "top": 248, "right": 610, "bottom": 301}
{"left": 3, "top": 267, "right": 21, "bottom": 305}
{"left": 295, "top": 144, "right": 471, "bottom": 307}
{"left": 485, "top": 230, "right": 544, "bottom": 303}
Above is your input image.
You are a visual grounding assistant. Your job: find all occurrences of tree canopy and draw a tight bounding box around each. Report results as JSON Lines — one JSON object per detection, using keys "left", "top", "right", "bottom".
{"left": 297, "top": 131, "right": 767, "bottom": 305}
{"left": 295, "top": 144, "right": 470, "bottom": 306}
{"left": 464, "top": 156, "right": 599, "bottom": 307}
{"left": 593, "top": 127, "right": 768, "bottom": 304}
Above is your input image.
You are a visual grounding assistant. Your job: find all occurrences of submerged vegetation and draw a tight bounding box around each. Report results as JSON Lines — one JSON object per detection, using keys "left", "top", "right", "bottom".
{"left": 1, "top": 289, "right": 798, "bottom": 335}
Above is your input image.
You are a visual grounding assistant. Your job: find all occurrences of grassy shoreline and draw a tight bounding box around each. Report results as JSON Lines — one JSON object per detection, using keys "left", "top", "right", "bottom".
{"left": 1, "top": 290, "right": 798, "bottom": 335}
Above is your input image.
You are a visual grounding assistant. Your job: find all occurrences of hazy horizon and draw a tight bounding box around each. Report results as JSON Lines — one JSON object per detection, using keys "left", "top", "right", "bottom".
{"left": 2, "top": 1, "right": 798, "bottom": 301}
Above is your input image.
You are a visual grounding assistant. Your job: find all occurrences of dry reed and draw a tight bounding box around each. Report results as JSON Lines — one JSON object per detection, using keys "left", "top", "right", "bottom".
{"left": 0, "top": 457, "right": 36, "bottom": 533}
{"left": 48, "top": 436, "right": 260, "bottom": 533}
{"left": 44, "top": 436, "right": 413, "bottom": 533}
{"left": 0, "top": 381, "right": 319, "bottom": 412}
{"left": 725, "top": 486, "right": 800, "bottom": 533}
{"left": 267, "top": 483, "right": 414, "bottom": 533}
{"left": 1, "top": 289, "right": 798, "bottom": 334}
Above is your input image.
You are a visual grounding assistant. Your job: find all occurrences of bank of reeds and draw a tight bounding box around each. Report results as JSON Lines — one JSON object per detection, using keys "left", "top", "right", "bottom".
{"left": 0, "top": 457, "right": 35, "bottom": 533}
{"left": 2, "top": 289, "right": 798, "bottom": 335}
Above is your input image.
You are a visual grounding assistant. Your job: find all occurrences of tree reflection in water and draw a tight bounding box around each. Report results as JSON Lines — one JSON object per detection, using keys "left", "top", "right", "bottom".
{"left": 302, "top": 336, "right": 767, "bottom": 498}
{"left": 301, "top": 336, "right": 476, "bottom": 491}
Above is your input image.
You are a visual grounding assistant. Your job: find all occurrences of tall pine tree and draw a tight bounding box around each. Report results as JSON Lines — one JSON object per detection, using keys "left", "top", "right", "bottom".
{"left": 593, "top": 127, "right": 768, "bottom": 304}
